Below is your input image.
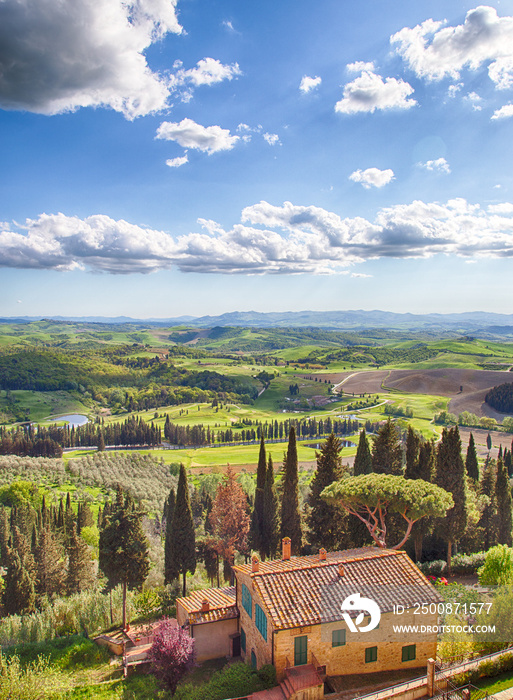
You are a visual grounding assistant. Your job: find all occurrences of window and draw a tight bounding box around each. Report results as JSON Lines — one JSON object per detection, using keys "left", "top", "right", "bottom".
{"left": 241, "top": 627, "right": 246, "bottom": 654}
{"left": 402, "top": 644, "right": 416, "bottom": 662}
{"left": 255, "top": 603, "right": 267, "bottom": 641}
{"left": 365, "top": 646, "right": 378, "bottom": 663}
{"left": 332, "top": 629, "right": 346, "bottom": 647}
{"left": 251, "top": 650, "right": 257, "bottom": 669}
{"left": 242, "top": 584, "right": 252, "bottom": 617}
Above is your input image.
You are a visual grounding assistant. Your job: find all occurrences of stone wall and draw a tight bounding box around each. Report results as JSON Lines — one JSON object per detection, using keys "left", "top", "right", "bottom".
{"left": 237, "top": 569, "right": 275, "bottom": 669}
{"left": 274, "top": 608, "right": 438, "bottom": 680}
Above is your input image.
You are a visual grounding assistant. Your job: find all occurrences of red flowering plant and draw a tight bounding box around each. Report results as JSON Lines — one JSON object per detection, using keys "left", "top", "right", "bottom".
{"left": 427, "top": 575, "right": 449, "bottom": 585}
{"left": 148, "top": 618, "right": 196, "bottom": 694}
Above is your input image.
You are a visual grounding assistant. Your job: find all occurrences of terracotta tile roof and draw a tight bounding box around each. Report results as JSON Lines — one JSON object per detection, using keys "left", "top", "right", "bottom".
{"left": 234, "top": 548, "right": 441, "bottom": 630}
{"left": 177, "top": 586, "right": 238, "bottom": 625}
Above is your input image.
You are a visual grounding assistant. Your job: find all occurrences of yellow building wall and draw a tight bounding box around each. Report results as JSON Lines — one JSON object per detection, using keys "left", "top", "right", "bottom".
{"left": 237, "top": 570, "right": 274, "bottom": 670}
{"left": 274, "top": 608, "right": 438, "bottom": 680}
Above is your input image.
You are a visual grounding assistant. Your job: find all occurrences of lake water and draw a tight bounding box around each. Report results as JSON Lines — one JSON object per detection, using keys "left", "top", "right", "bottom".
{"left": 51, "top": 414, "right": 89, "bottom": 427}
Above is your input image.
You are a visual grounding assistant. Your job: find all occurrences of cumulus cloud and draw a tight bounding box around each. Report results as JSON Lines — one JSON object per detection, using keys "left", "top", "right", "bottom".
{"left": 418, "top": 157, "right": 451, "bottom": 174}
{"left": 464, "top": 91, "right": 482, "bottom": 110}
{"left": 491, "top": 103, "right": 513, "bottom": 120}
{"left": 0, "top": 0, "right": 182, "bottom": 119}
{"left": 178, "top": 57, "right": 241, "bottom": 87}
{"left": 346, "top": 61, "right": 375, "bottom": 73}
{"left": 263, "top": 133, "right": 281, "bottom": 146}
{"left": 156, "top": 118, "right": 239, "bottom": 154}
{"left": 335, "top": 70, "right": 416, "bottom": 114}
{"left": 349, "top": 168, "right": 395, "bottom": 189}
{"left": 299, "top": 75, "right": 322, "bottom": 93}
{"left": 488, "top": 202, "right": 513, "bottom": 214}
{"left": 166, "top": 154, "right": 189, "bottom": 168}
{"left": 3, "top": 198, "right": 513, "bottom": 275}
{"left": 391, "top": 6, "right": 513, "bottom": 90}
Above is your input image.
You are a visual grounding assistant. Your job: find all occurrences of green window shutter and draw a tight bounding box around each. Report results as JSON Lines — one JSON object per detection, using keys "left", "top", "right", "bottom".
{"left": 365, "top": 646, "right": 377, "bottom": 663}
{"left": 255, "top": 603, "right": 267, "bottom": 641}
{"left": 402, "top": 644, "right": 416, "bottom": 662}
{"left": 241, "top": 627, "right": 246, "bottom": 653}
{"left": 242, "top": 584, "right": 252, "bottom": 617}
{"left": 332, "top": 629, "right": 346, "bottom": 647}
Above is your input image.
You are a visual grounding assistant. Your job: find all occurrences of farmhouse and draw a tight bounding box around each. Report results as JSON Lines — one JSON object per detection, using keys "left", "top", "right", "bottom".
{"left": 177, "top": 539, "right": 441, "bottom": 684}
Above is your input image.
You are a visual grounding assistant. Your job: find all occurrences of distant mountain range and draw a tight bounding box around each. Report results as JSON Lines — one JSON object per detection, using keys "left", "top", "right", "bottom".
{"left": 2, "top": 310, "right": 513, "bottom": 333}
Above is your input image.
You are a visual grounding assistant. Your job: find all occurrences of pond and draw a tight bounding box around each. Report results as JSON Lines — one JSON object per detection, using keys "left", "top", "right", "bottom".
{"left": 50, "top": 414, "right": 89, "bottom": 427}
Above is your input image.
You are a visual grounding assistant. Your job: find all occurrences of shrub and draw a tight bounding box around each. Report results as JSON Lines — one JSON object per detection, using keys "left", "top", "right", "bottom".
{"left": 478, "top": 545, "right": 513, "bottom": 586}
{"left": 174, "top": 661, "right": 276, "bottom": 700}
{"left": 452, "top": 552, "right": 487, "bottom": 575}
{"left": 418, "top": 560, "right": 447, "bottom": 577}
{"left": 0, "top": 653, "right": 71, "bottom": 699}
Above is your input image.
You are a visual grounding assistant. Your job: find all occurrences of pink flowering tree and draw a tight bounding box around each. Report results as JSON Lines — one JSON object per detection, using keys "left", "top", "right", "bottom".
{"left": 148, "top": 618, "right": 196, "bottom": 694}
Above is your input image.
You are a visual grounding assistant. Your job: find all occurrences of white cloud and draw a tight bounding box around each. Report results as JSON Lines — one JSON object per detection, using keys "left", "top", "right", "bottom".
{"left": 346, "top": 61, "right": 375, "bottom": 73}
{"left": 464, "top": 91, "right": 482, "bottom": 110}
{"left": 391, "top": 6, "right": 513, "bottom": 90}
{"left": 349, "top": 168, "right": 395, "bottom": 189}
{"left": 4, "top": 198, "right": 513, "bottom": 275}
{"left": 180, "top": 57, "right": 241, "bottom": 87}
{"left": 491, "top": 103, "right": 513, "bottom": 120}
{"left": 166, "top": 154, "right": 189, "bottom": 168}
{"left": 299, "top": 75, "right": 322, "bottom": 93}
{"left": 418, "top": 157, "right": 451, "bottom": 174}
{"left": 263, "top": 133, "right": 281, "bottom": 146}
{"left": 0, "top": 0, "right": 182, "bottom": 119}
{"left": 351, "top": 273, "right": 373, "bottom": 278}
{"left": 488, "top": 203, "right": 513, "bottom": 214}
{"left": 447, "top": 83, "right": 463, "bottom": 97}
{"left": 335, "top": 71, "right": 416, "bottom": 114}
{"left": 156, "top": 119, "right": 239, "bottom": 154}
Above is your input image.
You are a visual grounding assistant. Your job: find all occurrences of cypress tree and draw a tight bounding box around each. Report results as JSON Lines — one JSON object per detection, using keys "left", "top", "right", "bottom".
{"left": 465, "top": 433, "right": 479, "bottom": 481}
{"left": 35, "top": 524, "right": 66, "bottom": 598}
{"left": 99, "top": 488, "right": 150, "bottom": 629}
{"left": 0, "top": 506, "right": 10, "bottom": 568}
{"left": 165, "top": 465, "right": 196, "bottom": 595}
{"left": 435, "top": 426, "right": 469, "bottom": 572}
{"left": 496, "top": 457, "right": 513, "bottom": 546}
{"left": 353, "top": 429, "right": 372, "bottom": 476}
{"left": 404, "top": 427, "right": 421, "bottom": 480}
{"left": 307, "top": 433, "right": 346, "bottom": 551}
{"left": 372, "top": 419, "right": 403, "bottom": 475}
{"left": 406, "top": 439, "right": 435, "bottom": 561}
{"left": 250, "top": 435, "right": 267, "bottom": 557}
{"left": 66, "top": 523, "right": 95, "bottom": 595}
{"left": 487, "top": 433, "right": 492, "bottom": 451}
{"left": 479, "top": 456, "right": 498, "bottom": 550}
{"left": 164, "top": 487, "right": 176, "bottom": 584}
{"left": 3, "top": 550, "right": 35, "bottom": 615}
{"left": 281, "top": 426, "right": 302, "bottom": 555}
{"left": 261, "top": 456, "right": 280, "bottom": 560}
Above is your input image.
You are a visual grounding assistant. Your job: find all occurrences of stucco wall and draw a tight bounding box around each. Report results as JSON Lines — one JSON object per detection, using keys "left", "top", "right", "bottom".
{"left": 191, "top": 618, "right": 239, "bottom": 661}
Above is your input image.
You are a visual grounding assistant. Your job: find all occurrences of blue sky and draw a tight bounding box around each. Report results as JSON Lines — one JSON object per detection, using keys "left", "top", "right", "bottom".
{"left": 1, "top": 0, "right": 513, "bottom": 318}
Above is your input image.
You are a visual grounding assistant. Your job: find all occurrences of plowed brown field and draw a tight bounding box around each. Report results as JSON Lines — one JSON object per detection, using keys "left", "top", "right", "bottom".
{"left": 324, "top": 367, "right": 513, "bottom": 418}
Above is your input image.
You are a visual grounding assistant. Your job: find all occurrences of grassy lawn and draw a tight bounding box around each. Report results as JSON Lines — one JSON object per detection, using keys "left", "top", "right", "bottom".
{"left": 475, "top": 670, "right": 513, "bottom": 694}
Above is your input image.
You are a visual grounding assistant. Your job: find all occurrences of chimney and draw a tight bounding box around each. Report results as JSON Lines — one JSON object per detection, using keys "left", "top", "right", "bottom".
{"left": 338, "top": 563, "right": 345, "bottom": 577}
{"left": 282, "top": 537, "right": 291, "bottom": 561}
{"left": 200, "top": 599, "right": 210, "bottom": 613}
{"left": 252, "top": 554, "right": 260, "bottom": 572}
{"left": 319, "top": 548, "right": 327, "bottom": 561}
